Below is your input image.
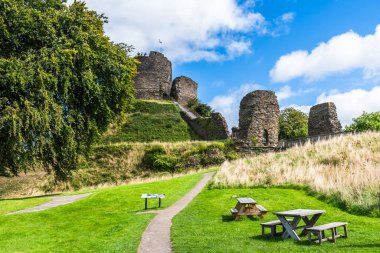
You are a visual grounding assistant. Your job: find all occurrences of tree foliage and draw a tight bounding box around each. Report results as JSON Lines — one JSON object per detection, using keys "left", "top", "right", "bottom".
{"left": 345, "top": 111, "right": 380, "bottom": 132}
{"left": 279, "top": 108, "right": 308, "bottom": 140}
{"left": 187, "top": 99, "right": 213, "bottom": 117}
{"left": 0, "top": 0, "right": 137, "bottom": 178}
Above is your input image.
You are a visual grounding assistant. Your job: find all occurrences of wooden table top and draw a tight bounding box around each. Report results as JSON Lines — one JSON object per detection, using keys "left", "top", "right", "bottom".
{"left": 141, "top": 194, "right": 166, "bottom": 199}
{"left": 237, "top": 198, "right": 256, "bottom": 204}
{"left": 274, "top": 209, "right": 325, "bottom": 217}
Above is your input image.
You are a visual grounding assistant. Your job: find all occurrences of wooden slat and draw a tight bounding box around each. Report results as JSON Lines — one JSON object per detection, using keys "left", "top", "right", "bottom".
{"left": 237, "top": 198, "right": 256, "bottom": 204}
{"left": 256, "top": 204, "right": 267, "bottom": 212}
{"left": 274, "top": 209, "right": 325, "bottom": 217}
{"left": 306, "top": 222, "right": 347, "bottom": 232}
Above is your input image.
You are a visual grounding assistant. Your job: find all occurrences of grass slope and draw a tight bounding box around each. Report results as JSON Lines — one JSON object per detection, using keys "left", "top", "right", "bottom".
{"left": 172, "top": 187, "right": 380, "bottom": 253}
{"left": 0, "top": 173, "right": 203, "bottom": 253}
{"left": 101, "top": 100, "right": 200, "bottom": 143}
{"left": 213, "top": 132, "right": 380, "bottom": 216}
{"left": 0, "top": 196, "right": 51, "bottom": 215}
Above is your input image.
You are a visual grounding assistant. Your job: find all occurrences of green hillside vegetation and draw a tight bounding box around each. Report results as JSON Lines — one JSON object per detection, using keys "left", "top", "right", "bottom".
{"left": 101, "top": 100, "right": 200, "bottom": 143}
{"left": 0, "top": 141, "right": 236, "bottom": 198}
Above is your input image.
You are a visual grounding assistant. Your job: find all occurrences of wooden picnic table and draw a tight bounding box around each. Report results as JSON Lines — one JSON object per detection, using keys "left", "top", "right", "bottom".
{"left": 141, "top": 194, "right": 166, "bottom": 210}
{"left": 274, "top": 209, "right": 325, "bottom": 241}
{"left": 231, "top": 198, "right": 267, "bottom": 220}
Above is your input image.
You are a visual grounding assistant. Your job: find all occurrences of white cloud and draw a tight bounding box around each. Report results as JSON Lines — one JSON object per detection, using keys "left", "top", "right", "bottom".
{"left": 270, "top": 25, "right": 380, "bottom": 82}
{"left": 209, "top": 83, "right": 263, "bottom": 129}
{"left": 280, "top": 12, "right": 295, "bottom": 23}
{"left": 69, "top": 0, "right": 265, "bottom": 63}
{"left": 276, "top": 85, "right": 315, "bottom": 101}
{"left": 283, "top": 86, "right": 380, "bottom": 126}
{"left": 282, "top": 104, "right": 312, "bottom": 114}
{"left": 276, "top": 85, "right": 295, "bottom": 101}
{"left": 316, "top": 86, "right": 380, "bottom": 126}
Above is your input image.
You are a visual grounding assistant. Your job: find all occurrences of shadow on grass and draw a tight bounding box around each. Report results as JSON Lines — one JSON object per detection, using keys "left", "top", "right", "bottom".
{"left": 221, "top": 215, "right": 261, "bottom": 222}
{"left": 250, "top": 234, "right": 284, "bottom": 243}
{"left": 0, "top": 193, "right": 61, "bottom": 201}
{"left": 338, "top": 243, "right": 380, "bottom": 248}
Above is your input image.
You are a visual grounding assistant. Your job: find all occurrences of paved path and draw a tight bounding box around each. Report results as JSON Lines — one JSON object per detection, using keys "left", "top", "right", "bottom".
{"left": 138, "top": 172, "right": 214, "bottom": 253}
{"left": 7, "top": 193, "right": 92, "bottom": 215}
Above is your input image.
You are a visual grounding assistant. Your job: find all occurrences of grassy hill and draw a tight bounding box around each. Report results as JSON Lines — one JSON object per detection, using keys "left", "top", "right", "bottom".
{"left": 101, "top": 100, "right": 200, "bottom": 143}
{"left": 213, "top": 132, "right": 380, "bottom": 217}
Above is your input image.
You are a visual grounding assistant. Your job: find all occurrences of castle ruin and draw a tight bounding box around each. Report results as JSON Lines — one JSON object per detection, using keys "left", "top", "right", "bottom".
{"left": 133, "top": 51, "right": 229, "bottom": 140}
{"left": 308, "top": 102, "right": 342, "bottom": 136}
{"left": 171, "top": 76, "right": 198, "bottom": 106}
{"left": 233, "top": 90, "right": 280, "bottom": 148}
{"left": 134, "top": 51, "right": 172, "bottom": 100}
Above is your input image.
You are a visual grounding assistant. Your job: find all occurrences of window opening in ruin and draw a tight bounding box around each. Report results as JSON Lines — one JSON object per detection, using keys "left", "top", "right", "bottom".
{"left": 262, "top": 129, "right": 269, "bottom": 145}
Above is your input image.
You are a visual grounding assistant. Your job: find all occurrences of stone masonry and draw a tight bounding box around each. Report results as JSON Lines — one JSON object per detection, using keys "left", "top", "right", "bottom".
{"left": 134, "top": 51, "right": 172, "bottom": 100}
{"left": 171, "top": 76, "right": 198, "bottom": 106}
{"left": 233, "top": 90, "right": 280, "bottom": 147}
{"left": 308, "top": 102, "right": 342, "bottom": 136}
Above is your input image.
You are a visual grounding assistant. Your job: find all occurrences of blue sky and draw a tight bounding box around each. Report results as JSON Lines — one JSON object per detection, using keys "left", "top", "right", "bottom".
{"left": 72, "top": 0, "right": 380, "bottom": 129}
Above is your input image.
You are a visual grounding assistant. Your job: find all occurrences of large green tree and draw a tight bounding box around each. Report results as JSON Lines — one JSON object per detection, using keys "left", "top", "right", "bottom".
{"left": 0, "top": 0, "right": 136, "bottom": 178}
{"left": 279, "top": 107, "right": 308, "bottom": 140}
{"left": 345, "top": 111, "right": 380, "bottom": 132}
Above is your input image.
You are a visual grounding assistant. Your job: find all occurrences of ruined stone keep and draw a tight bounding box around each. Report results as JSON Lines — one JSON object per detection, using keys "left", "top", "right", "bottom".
{"left": 171, "top": 76, "right": 198, "bottom": 106}
{"left": 233, "top": 90, "right": 280, "bottom": 147}
{"left": 133, "top": 51, "right": 172, "bottom": 100}
{"left": 308, "top": 102, "right": 342, "bottom": 136}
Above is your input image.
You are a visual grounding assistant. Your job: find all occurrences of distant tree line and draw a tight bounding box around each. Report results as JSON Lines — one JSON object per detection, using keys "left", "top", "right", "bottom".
{"left": 0, "top": 0, "right": 136, "bottom": 179}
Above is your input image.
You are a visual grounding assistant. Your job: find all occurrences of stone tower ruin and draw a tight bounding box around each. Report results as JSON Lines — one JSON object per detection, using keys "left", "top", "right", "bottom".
{"left": 171, "top": 76, "right": 198, "bottom": 106}
{"left": 233, "top": 90, "right": 280, "bottom": 147}
{"left": 133, "top": 51, "right": 172, "bottom": 100}
{"left": 308, "top": 102, "right": 342, "bottom": 136}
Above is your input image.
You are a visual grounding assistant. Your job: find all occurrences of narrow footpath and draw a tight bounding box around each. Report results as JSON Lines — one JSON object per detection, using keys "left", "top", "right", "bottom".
{"left": 138, "top": 172, "right": 214, "bottom": 253}
{"left": 6, "top": 193, "right": 92, "bottom": 215}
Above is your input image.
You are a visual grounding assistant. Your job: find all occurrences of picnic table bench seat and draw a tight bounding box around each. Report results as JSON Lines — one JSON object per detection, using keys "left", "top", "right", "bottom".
{"left": 230, "top": 197, "right": 267, "bottom": 220}
{"left": 256, "top": 204, "right": 268, "bottom": 213}
{"left": 306, "top": 222, "right": 348, "bottom": 244}
{"left": 261, "top": 219, "right": 292, "bottom": 238}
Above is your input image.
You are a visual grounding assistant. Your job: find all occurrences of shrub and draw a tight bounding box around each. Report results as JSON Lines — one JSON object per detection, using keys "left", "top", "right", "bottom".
{"left": 345, "top": 111, "right": 380, "bottom": 132}
{"left": 187, "top": 99, "right": 213, "bottom": 117}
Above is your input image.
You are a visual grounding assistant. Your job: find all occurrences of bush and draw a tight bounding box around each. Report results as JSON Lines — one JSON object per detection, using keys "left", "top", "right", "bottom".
{"left": 345, "top": 111, "right": 380, "bottom": 132}
{"left": 187, "top": 99, "right": 213, "bottom": 117}
{"left": 279, "top": 108, "right": 308, "bottom": 140}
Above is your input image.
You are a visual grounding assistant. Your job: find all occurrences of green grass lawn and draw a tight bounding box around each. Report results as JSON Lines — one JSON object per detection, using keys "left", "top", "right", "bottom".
{"left": 0, "top": 196, "right": 52, "bottom": 215}
{"left": 101, "top": 100, "right": 200, "bottom": 143}
{"left": 172, "top": 187, "right": 380, "bottom": 253}
{"left": 0, "top": 173, "right": 203, "bottom": 253}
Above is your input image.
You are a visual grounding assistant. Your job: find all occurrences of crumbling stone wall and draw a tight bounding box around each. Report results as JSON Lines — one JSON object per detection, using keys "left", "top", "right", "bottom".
{"left": 134, "top": 51, "right": 172, "bottom": 100}
{"left": 171, "top": 76, "right": 198, "bottom": 106}
{"left": 180, "top": 112, "right": 229, "bottom": 140}
{"left": 308, "top": 102, "right": 342, "bottom": 136}
{"left": 233, "top": 90, "right": 280, "bottom": 147}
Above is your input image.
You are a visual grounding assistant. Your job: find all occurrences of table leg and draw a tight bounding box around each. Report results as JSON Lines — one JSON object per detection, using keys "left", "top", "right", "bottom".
{"left": 145, "top": 198, "right": 148, "bottom": 210}
{"left": 300, "top": 214, "right": 322, "bottom": 236}
{"left": 279, "top": 216, "right": 301, "bottom": 241}
{"left": 159, "top": 198, "right": 161, "bottom": 207}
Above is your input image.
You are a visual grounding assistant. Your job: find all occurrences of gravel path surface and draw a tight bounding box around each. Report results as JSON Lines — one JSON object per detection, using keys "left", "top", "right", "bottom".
{"left": 6, "top": 193, "right": 92, "bottom": 215}
{"left": 138, "top": 172, "right": 214, "bottom": 253}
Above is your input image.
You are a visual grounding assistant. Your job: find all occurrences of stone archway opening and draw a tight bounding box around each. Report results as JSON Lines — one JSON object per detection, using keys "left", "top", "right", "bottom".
{"left": 262, "top": 129, "right": 269, "bottom": 145}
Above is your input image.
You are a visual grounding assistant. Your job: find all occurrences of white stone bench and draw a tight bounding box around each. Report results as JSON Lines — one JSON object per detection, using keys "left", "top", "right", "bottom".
{"left": 306, "top": 222, "right": 348, "bottom": 244}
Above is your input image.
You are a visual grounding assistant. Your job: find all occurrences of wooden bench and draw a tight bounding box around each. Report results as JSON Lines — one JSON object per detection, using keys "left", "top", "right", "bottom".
{"left": 261, "top": 219, "right": 291, "bottom": 238}
{"left": 256, "top": 204, "right": 268, "bottom": 215}
{"left": 306, "top": 222, "right": 348, "bottom": 244}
